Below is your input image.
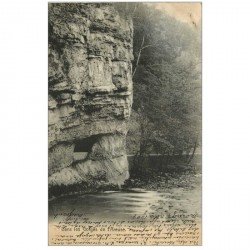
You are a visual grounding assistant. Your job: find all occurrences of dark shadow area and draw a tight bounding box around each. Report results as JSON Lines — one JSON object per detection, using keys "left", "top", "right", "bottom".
{"left": 74, "top": 135, "right": 99, "bottom": 152}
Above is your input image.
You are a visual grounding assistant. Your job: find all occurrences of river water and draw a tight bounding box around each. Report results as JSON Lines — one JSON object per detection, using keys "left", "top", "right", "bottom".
{"left": 49, "top": 173, "right": 201, "bottom": 222}
{"left": 49, "top": 189, "right": 170, "bottom": 221}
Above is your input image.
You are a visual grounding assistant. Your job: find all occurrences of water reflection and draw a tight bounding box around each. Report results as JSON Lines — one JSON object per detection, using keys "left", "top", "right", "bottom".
{"left": 49, "top": 188, "right": 168, "bottom": 221}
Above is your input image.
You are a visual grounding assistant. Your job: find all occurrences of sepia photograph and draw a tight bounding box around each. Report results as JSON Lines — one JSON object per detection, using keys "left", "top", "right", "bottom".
{"left": 48, "top": 2, "right": 202, "bottom": 245}
{"left": 2, "top": 0, "right": 250, "bottom": 250}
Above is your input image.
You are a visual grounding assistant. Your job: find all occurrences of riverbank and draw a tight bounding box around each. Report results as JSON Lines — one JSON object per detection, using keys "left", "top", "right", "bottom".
{"left": 123, "top": 168, "right": 202, "bottom": 218}
{"left": 49, "top": 166, "right": 202, "bottom": 245}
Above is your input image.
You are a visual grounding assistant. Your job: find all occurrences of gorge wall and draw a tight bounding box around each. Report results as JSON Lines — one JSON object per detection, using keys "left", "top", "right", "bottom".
{"left": 48, "top": 3, "right": 133, "bottom": 195}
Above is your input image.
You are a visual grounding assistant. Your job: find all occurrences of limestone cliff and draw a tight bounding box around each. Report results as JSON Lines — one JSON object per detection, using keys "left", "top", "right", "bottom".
{"left": 48, "top": 3, "right": 133, "bottom": 194}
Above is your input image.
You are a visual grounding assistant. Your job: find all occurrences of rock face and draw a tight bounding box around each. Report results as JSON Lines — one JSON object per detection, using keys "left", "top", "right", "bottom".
{"left": 48, "top": 3, "right": 133, "bottom": 193}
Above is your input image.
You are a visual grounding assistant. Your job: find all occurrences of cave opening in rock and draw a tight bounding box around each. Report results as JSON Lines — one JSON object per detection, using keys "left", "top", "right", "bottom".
{"left": 73, "top": 135, "right": 98, "bottom": 161}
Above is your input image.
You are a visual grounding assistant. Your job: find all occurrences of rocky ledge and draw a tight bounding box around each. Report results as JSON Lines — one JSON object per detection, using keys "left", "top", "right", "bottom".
{"left": 48, "top": 3, "right": 133, "bottom": 196}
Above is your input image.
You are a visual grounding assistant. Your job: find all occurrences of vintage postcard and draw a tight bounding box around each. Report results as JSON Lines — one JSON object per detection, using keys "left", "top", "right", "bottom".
{"left": 48, "top": 2, "right": 202, "bottom": 245}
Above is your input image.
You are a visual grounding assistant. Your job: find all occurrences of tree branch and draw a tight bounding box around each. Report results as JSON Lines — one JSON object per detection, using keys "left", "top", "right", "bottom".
{"left": 132, "top": 35, "right": 145, "bottom": 78}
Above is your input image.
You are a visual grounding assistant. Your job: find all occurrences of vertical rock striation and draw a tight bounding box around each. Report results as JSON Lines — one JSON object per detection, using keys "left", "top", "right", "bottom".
{"left": 48, "top": 3, "right": 133, "bottom": 194}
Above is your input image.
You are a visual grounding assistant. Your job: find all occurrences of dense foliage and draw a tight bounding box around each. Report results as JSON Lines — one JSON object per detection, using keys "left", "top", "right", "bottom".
{"left": 114, "top": 3, "right": 201, "bottom": 163}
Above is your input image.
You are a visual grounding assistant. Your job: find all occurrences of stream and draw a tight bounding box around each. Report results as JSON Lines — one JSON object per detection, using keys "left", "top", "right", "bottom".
{"left": 49, "top": 173, "right": 201, "bottom": 222}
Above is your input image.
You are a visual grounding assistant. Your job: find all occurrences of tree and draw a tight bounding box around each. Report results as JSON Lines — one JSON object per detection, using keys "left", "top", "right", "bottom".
{"left": 115, "top": 3, "right": 202, "bottom": 167}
